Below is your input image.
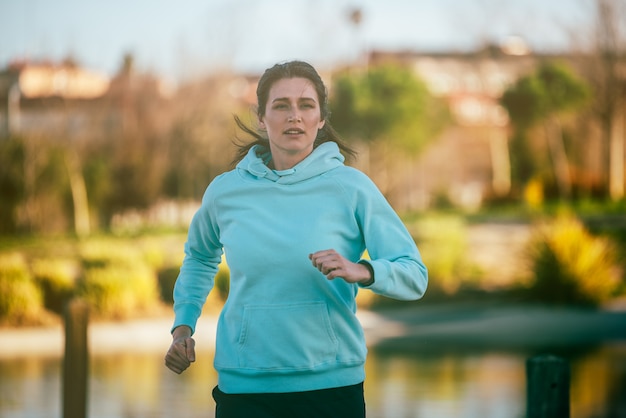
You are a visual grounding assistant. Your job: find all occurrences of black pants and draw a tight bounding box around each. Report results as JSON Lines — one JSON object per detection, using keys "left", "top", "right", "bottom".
{"left": 212, "top": 382, "right": 366, "bottom": 418}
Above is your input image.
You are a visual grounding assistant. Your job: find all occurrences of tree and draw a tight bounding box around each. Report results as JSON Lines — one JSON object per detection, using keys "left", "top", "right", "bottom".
{"left": 331, "top": 64, "right": 448, "bottom": 154}
{"left": 501, "top": 61, "right": 590, "bottom": 199}
{"left": 330, "top": 64, "right": 449, "bottom": 204}
{"left": 500, "top": 75, "right": 545, "bottom": 192}
{"left": 64, "top": 149, "right": 90, "bottom": 237}
{"left": 0, "top": 136, "right": 25, "bottom": 234}
{"left": 584, "top": 0, "right": 626, "bottom": 200}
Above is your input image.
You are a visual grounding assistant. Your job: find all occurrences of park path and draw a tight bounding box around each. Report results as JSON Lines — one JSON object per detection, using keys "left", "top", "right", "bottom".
{"left": 360, "top": 301, "right": 626, "bottom": 351}
{"left": 2, "top": 300, "right": 625, "bottom": 359}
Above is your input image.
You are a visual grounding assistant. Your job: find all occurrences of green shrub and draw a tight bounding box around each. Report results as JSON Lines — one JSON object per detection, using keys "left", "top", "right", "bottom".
{"left": 31, "top": 258, "right": 79, "bottom": 314}
{"left": 78, "top": 241, "right": 160, "bottom": 319}
{"left": 157, "top": 266, "right": 179, "bottom": 304}
{"left": 409, "top": 214, "right": 473, "bottom": 294}
{"left": 214, "top": 263, "right": 230, "bottom": 301}
{"left": 80, "top": 239, "right": 140, "bottom": 269}
{"left": 136, "top": 238, "right": 167, "bottom": 269}
{"left": 158, "top": 260, "right": 229, "bottom": 309}
{"left": 78, "top": 262, "right": 159, "bottom": 319}
{"left": 0, "top": 253, "right": 44, "bottom": 325}
{"left": 526, "top": 215, "right": 622, "bottom": 306}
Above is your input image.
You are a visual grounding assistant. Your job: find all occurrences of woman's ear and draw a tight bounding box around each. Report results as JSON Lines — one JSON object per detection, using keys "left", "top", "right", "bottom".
{"left": 258, "top": 116, "right": 266, "bottom": 130}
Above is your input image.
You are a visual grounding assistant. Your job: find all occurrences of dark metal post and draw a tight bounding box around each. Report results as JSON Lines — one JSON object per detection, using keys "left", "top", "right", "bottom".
{"left": 526, "top": 354, "right": 570, "bottom": 418}
{"left": 63, "top": 299, "right": 89, "bottom": 418}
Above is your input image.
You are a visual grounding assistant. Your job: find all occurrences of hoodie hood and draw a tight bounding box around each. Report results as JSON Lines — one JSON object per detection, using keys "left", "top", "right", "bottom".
{"left": 236, "top": 142, "right": 345, "bottom": 185}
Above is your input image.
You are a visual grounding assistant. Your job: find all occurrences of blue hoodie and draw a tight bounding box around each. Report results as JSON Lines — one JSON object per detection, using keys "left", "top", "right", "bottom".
{"left": 172, "top": 141, "right": 427, "bottom": 394}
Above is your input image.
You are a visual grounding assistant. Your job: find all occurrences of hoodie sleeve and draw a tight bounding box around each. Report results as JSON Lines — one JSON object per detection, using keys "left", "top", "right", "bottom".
{"left": 171, "top": 185, "right": 223, "bottom": 335}
{"left": 351, "top": 170, "right": 428, "bottom": 301}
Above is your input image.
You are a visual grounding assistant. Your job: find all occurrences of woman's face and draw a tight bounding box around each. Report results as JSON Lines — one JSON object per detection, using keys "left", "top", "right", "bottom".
{"left": 259, "top": 77, "right": 325, "bottom": 169}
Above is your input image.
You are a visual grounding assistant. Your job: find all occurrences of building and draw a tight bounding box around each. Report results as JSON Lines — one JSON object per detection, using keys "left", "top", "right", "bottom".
{"left": 0, "top": 60, "right": 110, "bottom": 138}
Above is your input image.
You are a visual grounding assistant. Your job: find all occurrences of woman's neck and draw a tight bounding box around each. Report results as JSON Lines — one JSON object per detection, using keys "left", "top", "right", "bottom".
{"left": 269, "top": 149, "right": 313, "bottom": 171}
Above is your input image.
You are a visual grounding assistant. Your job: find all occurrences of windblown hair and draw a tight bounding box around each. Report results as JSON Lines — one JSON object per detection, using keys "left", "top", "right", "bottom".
{"left": 231, "top": 60, "right": 357, "bottom": 166}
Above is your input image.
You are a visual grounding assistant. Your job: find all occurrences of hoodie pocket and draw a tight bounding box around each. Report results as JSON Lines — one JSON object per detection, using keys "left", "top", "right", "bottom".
{"left": 237, "top": 301, "right": 338, "bottom": 371}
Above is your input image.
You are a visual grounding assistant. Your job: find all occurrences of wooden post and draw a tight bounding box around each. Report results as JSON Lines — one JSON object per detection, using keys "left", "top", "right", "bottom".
{"left": 526, "top": 354, "right": 570, "bottom": 418}
{"left": 63, "top": 299, "right": 89, "bottom": 418}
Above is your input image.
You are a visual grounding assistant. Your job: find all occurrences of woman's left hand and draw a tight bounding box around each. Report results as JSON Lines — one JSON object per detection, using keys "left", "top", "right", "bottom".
{"left": 309, "top": 249, "right": 373, "bottom": 286}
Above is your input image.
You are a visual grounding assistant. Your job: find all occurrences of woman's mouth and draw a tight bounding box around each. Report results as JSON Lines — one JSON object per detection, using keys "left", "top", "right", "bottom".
{"left": 284, "top": 128, "right": 304, "bottom": 135}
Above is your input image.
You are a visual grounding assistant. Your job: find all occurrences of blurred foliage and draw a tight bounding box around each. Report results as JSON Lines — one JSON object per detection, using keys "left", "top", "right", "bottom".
{"left": 158, "top": 258, "right": 230, "bottom": 312}
{"left": 77, "top": 240, "right": 161, "bottom": 319}
{"left": 31, "top": 257, "right": 79, "bottom": 314}
{"left": 359, "top": 213, "right": 483, "bottom": 309}
{"left": 78, "top": 262, "right": 158, "bottom": 320}
{"left": 0, "top": 136, "right": 72, "bottom": 234}
{"left": 525, "top": 214, "right": 623, "bottom": 306}
{"left": 0, "top": 138, "right": 25, "bottom": 234}
{"left": 157, "top": 266, "right": 179, "bottom": 305}
{"left": 0, "top": 56, "right": 620, "bottom": 237}
{"left": 501, "top": 61, "right": 591, "bottom": 197}
{"left": 330, "top": 64, "right": 449, "bottom": 154}
{"left": 0, "top": 234, "right": 187, "bottom": 326}
{"left": 524, "top": 177, "right": 545, "bottom": 209}
{"left": 409, "top": 214, "right": 479, "bottom": 295}
{"left": 502, "top": 61, "right": 590, "bottom": 130}
{"left": 0, "top": 253, "right": 45, "bottom": 325}
{"left": 201, "top": 261, "right": 231, "bottom": 315}
{"left": 0, "top": 207, "right": 625, "bottom": 326}
{"left": 0, "top": 71, "right": 240, "bottom": 235}
{"left": 213, "top": 261, "right": 230, "bottom": 302}
{"left": 0, "top": 232, "right": 236, "bottom": 325}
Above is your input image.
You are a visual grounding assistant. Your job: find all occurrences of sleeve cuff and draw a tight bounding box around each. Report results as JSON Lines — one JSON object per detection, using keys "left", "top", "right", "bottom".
{"left": 357, "top": 259, "right": 375, "bottom": 287}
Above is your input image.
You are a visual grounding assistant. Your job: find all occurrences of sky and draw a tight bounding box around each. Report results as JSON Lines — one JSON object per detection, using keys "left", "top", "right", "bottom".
{"left": 1, "top": 0, "right": 592, "bottom": 83}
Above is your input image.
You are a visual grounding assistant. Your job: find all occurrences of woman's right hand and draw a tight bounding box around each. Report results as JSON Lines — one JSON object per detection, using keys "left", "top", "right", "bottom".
{"left": 165, "top": 325, "right": 196, "bottom": 374}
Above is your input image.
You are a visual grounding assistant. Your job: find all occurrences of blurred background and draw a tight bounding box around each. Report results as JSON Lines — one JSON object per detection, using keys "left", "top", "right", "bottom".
{"left": 1, "top": 1, "right": 625, "bottom": 417}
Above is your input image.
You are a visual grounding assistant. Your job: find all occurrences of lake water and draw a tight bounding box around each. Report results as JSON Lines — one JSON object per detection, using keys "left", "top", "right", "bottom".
{"left": 1, "top": 344, "right": 624, "bottom": 418}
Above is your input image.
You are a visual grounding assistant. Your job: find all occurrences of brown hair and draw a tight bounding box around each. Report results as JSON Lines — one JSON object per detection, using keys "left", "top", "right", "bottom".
{"left": 232, "top": 60, "right": 356, "bottom": 166}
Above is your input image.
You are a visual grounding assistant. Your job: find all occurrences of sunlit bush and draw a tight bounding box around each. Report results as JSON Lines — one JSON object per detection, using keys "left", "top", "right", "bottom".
{"left": 137, "top": 240, "right": 165, "bottom": 269}
{"left": 201, "top": 261, "right": 230, "bottom": 314}
{"left": 355, "top": 291, "right": 375, "bottom": 309}
{"left": 158, "top": 256, "right": 230, "bottom": 311}
{"left": 524, "top": 177, "right": 544, "bottom": 209}
{"left": 213, "top": 262, "right": 230, "bottom": 301}
{"left": 355, "top": 215, "right": 477, "bottom": 308}
{"left": 79, "top": 263, "right": 159, "bottom": 319}
{"left": 0, "top": 253, "right": 44, "bottom": 325}
{"left": 80, "top": 239, "right": 141, "bottom": 269}
{"left": 409, "top": 214, "right": 474, "bottom": 294}
{"left": 157, "top": 266, "right": 179, "bottom": 304}
{"left": 78, "top": 241, "right": 160, "bottom": 319}
{"left": 526, "top": 215, "right": 622, "bottom": 306}
{"left": 31, "top": 258, "right": 79, "bottom": 314}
